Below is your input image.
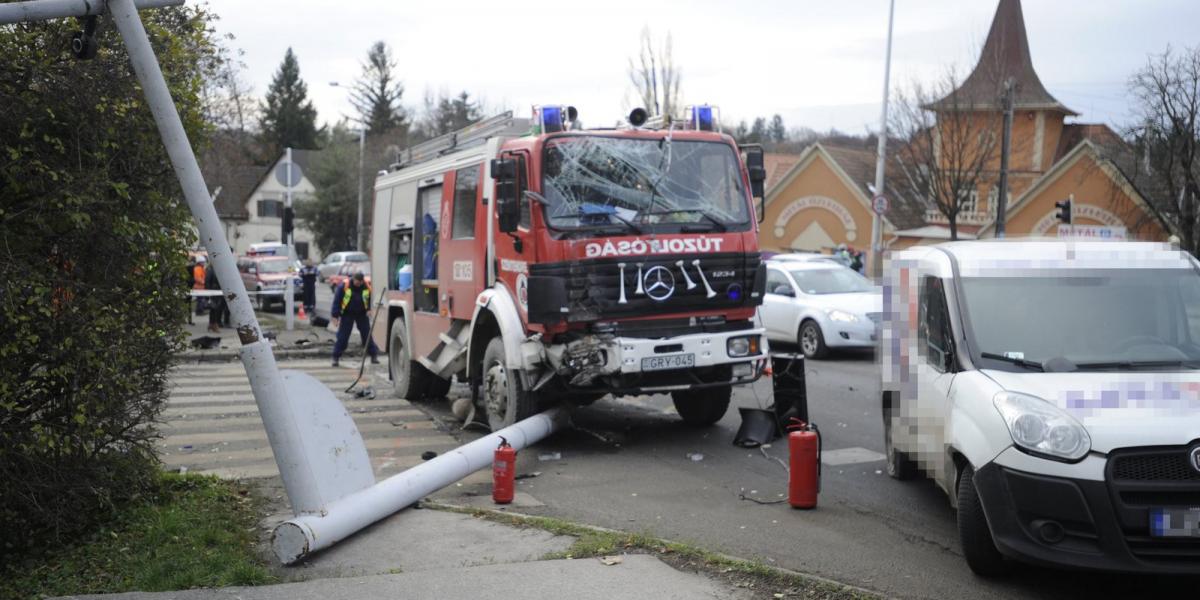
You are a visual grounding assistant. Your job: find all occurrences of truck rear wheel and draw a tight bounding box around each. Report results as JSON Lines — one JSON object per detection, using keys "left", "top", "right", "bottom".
{"left": 671, "top": 385, "right": 731, "bottom": 426}
{"left": 482, "top": 337, "right": 538, "bottom": 431}
{"left": 390, "top": 317, "right": 434, "bottom": 400}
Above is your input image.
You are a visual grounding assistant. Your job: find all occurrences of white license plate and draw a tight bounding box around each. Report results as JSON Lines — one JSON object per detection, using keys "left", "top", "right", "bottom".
{"left": 1150, "top": 507, "right": 1200, "bottom": 538}
{"left": 641, "top": 353, "right": 695, "bottom": 371}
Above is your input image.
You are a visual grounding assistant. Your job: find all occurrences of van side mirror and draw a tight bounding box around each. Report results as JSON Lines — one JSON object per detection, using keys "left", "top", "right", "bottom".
{"left": 740, "top": 144, "right": 766, "bottom": 222}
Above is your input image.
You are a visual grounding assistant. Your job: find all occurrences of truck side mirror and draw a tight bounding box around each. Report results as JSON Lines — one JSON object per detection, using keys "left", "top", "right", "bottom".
{"left": 740, "top": 144, "right": 766, "bottom": 223}
{"left": 491, "top": 158, "right": 519, "bottom": 233}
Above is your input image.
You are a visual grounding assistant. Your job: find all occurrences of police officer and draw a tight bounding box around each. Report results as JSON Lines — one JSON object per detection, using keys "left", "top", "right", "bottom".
{"left": 331, "top": 271, "right": 379, "bottom": 367}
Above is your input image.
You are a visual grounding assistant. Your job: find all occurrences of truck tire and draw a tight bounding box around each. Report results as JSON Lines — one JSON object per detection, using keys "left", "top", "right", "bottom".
{"left": 390, "top": 317, "right": 433, "bottom": 401}
{"left": 957, "top": 465, "right": 1009, "bottom": 576}
{"left": 425, "top": 375, "right": 451, "bottom": 399}
{"left": 799, "top": 320, "right": 828, "bottom": 359}
{"left": 671, "top": 385, "right": 731, "bottom": 426}
{"left": 481, "top": 337, "right": 538, "bottom": 431}
{"left": 883, "top": 395, "right": 918, "bottom": 480}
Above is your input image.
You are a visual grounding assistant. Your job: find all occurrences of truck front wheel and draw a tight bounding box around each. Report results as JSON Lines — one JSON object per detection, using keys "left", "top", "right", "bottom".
{"left": 482, "top": 337, "right": 538, "bottom": 431}
{"left": 957, "top": 465, "right": 1009, "bottom": 576}
{"left": 671, "top": 385, "right": 731, "bottom": 426}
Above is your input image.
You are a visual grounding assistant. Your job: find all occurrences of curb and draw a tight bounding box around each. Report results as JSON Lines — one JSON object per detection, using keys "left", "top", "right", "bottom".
{"left": 179, "top": 346, "right": 375, "bottom": 364}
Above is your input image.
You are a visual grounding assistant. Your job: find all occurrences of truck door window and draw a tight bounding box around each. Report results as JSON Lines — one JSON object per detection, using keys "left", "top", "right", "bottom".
{"left": 919, "top": 276, "right": 952, "bottom": 371}
{"left": 452, "top": 165, "right": 479, "bottom": 239}
{"left": 516, "top": 154, "right": 531, "bottom": 230}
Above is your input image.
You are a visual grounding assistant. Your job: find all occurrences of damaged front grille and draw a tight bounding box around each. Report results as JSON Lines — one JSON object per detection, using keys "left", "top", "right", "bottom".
{"left": 531, "top": 252, "right": 762, "bottom": 322}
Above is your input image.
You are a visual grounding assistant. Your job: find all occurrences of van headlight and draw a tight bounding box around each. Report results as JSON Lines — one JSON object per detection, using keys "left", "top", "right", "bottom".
{"left": 993, "top": 391, "right": 1090, "bottom": 462}
{"left": 826, "top": 309, "right": 859, "bottom": 323}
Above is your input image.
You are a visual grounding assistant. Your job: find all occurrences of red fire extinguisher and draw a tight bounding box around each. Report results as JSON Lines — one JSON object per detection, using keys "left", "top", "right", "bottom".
{"left": 493, "top": 436, "right": 516, "bottom": 504}
{"left": 788, "top": 419, "right": 821, "bottom": 509}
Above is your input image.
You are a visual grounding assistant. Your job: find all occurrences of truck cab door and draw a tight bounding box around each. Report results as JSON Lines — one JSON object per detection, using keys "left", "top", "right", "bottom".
{"left": 492, "top": 151, "right": 536, "bottom": 316}
{"left": 439, "top": 164, "right": 484, "bottom": 320}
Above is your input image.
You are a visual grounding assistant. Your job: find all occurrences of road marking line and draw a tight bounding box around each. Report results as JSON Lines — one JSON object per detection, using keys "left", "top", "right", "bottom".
{"left": 820, "top": 447, "right": 886, "bottom": 466}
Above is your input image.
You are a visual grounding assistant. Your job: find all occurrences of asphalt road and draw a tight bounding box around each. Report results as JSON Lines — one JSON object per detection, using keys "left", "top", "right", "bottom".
{"left": 408, "top": 348, "right": 1198, "bottom": 600}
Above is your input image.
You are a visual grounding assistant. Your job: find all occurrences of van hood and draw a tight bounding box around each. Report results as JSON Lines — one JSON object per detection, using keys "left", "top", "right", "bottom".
{"left": 983, "top": 370, "right": 1200, "bottom": 453}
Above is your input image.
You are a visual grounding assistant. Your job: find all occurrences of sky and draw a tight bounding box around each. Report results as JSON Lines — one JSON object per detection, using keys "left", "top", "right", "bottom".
{"left": 203, "top": 0, "right": 1200, "bottom": 136}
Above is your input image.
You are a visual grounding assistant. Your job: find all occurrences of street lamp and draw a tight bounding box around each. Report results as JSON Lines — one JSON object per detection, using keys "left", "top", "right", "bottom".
{"left": 329, "top": 81, "right": 367, "bottom": 252}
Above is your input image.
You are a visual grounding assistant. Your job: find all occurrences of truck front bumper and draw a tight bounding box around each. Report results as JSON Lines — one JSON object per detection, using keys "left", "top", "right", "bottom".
{"left": 544, "top": 327, "right": 768, "bottom": 394}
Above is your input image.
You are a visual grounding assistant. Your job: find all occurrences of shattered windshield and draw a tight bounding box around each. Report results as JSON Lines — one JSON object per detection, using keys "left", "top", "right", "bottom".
{"left": 541, "top": 136, "right": 750, "bottom": 233}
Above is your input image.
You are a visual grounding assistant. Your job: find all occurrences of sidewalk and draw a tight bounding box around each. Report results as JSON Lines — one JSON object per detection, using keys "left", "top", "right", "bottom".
{"left": 60, "top": 506, "right": 755, "bottom": 600}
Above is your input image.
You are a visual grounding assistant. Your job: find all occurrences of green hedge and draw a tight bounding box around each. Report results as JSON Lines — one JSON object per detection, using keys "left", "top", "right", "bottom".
{"left": 0, "top": 6, "right": 221, "bottom": 556}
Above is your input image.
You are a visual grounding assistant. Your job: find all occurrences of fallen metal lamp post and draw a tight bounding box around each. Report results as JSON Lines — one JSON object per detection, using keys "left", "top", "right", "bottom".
{"left": 273, "top": 408, "right": 567, "bottom": 565}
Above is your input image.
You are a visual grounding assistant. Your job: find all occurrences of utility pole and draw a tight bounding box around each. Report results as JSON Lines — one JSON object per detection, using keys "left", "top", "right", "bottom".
{"left": 356, "top": 128, "right": 366, "bottom": 251}
{"left": 869, "top": 0, "right": 895, "bottom": 278}
{"left": 285, "top": 147, "right": 295, "bottom": 330}
{"left": 995, "top": 77, "right": 1015, "bottom": 238}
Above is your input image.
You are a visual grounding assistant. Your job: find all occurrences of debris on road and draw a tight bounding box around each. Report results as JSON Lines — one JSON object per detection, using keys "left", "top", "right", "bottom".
{"left": 686, "top": 452, "right": 705, "bottom": 462}
{"left": 599, "top": 555, "right": 624, "bottom": 566}
{"left": 421, "top": 451, "right": 438, "bottom": 461}
{"left": 515, "top": 471, "right": 542, "bottom": 480}
{"left": 538, "top": 452, "right": 562, "bottom": 462}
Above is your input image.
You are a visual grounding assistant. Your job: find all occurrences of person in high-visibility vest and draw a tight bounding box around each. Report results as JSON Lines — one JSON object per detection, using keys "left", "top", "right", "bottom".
{"left": 331, "top": 271, "right": 379, "bottom": 367}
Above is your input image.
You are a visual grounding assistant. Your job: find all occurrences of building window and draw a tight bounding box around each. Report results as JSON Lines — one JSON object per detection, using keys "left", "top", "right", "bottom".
{"left": 257, "top": 198, "right": 284, "bottom": 218}
{"left": 960, "top": 190, "right": 979, "bottom": 215}
{"left": 452, "top": 165, "right": 479, "bottom": 239}
{"left": 986, "top": 188, "right": 1012, "bottom": 216}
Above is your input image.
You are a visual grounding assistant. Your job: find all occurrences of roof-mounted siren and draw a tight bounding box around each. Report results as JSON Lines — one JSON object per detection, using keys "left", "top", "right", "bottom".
{"left": 534, "top": 105, "right": 579, "bottom": 133}
{"left": 628, "top": 107, "right": 649, "bottom": 128}
{"left": 687, "top": 105, "right": 720, "bottom": 132}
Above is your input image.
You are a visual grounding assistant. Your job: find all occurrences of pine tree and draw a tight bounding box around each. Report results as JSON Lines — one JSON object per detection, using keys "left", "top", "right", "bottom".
{"left": 350, "top": 41, "right": 407, "bottom": 137}
{"left": 769, "top": 114, "right": 787, "bottom": 143}
{"left": 259, "top": 48, "right": 320, "bottom": 157}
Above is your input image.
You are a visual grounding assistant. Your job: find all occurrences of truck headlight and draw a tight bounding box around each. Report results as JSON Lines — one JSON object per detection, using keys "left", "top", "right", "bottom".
{"left": 993, "top": 391, "right": 1091, "bottom": 462}
{"left": 727, "top": 335, "right": 760, "bottom": 357}
{"left": 827, "top": 309, "right": 859, "bottom": 323}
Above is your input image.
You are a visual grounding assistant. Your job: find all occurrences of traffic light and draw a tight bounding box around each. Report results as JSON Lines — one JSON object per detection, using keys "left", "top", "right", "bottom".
{"left": 281, "top": 206, "right": 294, "bottom": 243}
{"left": 1055, "top": 199, "right": 1072, "bottom": 224}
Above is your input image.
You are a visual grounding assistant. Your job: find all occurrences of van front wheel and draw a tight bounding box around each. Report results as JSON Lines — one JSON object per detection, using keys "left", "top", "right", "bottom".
{"left": 957, "top": 465, "right": 1009, "bottom": 576}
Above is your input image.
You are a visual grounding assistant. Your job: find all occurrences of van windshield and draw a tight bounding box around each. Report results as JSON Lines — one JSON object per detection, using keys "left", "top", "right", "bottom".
{"left": 541, "top": 136, "right": 750, "bottom": 233}
{"left": 960, "top": 269, "right": 1200, "bottom": 369}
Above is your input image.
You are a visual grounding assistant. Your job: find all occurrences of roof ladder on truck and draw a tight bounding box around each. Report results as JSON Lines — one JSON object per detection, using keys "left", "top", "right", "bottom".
{"left": 389, "top": 111, "right": 531, "bottom": 171}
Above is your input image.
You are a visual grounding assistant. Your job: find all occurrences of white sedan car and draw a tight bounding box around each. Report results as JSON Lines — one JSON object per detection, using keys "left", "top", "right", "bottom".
{"left": 760, "top": 261, "right": 881, "bottom": 358}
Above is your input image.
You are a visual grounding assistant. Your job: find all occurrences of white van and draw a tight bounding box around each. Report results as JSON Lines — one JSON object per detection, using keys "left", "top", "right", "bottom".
{"left": 882, "top": 240, "right": 1200, "bottom": 575}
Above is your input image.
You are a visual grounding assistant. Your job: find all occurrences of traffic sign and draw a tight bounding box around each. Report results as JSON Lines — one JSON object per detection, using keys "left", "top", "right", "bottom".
{"left": 274, "top": 160, "right": 303, "bottom": 188}
{"left": 872, "top": 194, "right": 889, "bottom": 215}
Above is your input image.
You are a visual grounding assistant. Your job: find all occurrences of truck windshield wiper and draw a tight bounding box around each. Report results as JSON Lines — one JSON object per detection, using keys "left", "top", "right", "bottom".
{"left": 1073, "top": 359, "right": 1200, "bottom": 371}
{"left": 642, "top": 208, "right": 728, "bottom": 232}
{"left": 980, "top": 352, "right": 1045, "bottom": 372}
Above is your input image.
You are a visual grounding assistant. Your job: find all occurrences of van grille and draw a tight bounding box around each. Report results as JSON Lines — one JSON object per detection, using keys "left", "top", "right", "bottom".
{"left": 1112, "top": 452, "right": 1200, "bottom": 482}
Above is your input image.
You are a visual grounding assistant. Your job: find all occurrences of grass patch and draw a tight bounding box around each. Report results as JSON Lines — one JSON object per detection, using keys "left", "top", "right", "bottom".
{"left": 0, "top": 473, "right": 276, "bottom": 600}
{"left": 425, "top": 502, "right": 876, "bottom": 599}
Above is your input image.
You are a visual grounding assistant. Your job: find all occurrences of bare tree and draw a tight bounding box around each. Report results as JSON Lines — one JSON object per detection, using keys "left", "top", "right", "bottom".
{"left": 1127, "top": 45, "right": 1200, "bottom": 253}
{"left": 627, "top": 27, "right": 681, "bottom": 118}
{"left": 890, "top": 71, "right": 1002, "bottom": 240}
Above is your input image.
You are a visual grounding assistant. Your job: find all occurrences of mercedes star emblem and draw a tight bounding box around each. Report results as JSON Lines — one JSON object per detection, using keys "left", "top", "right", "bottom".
{"left": 1191, "top": 445, "right": 1200, "bottom": 474}
{"left": 642, "top": 265, "right": 676, "bottom": 301}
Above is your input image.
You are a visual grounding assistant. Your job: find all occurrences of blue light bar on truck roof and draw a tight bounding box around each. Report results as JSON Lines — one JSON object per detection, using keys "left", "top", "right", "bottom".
{"left": 687, "top": 105, "right": 719, "bottom": 132}
{"left": 536, "top": 105, "right": 565, "bottom": 133}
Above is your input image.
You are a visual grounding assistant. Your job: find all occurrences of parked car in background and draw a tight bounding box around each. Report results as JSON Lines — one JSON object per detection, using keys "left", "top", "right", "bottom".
{"left": 327, "top": 262, "right": 371, "bottom": 293}
{"left": 760, "top": 260, "right": 881, "bottom": 358}
{"left": 237, "top": 255, "right": 301, "bottom": 310}
{"left": 319, "top": 251, "right": 369, "bottom": 282}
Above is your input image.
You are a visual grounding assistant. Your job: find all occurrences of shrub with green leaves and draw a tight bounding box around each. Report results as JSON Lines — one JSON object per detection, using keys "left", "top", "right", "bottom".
{"left": 0, "top": 6, "right": 222, "bottom": 556}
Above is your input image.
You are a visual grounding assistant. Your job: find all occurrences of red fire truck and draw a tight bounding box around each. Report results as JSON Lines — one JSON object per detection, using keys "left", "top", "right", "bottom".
{"left": 369, "top": 106, "right": 769, "bottom": 430}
